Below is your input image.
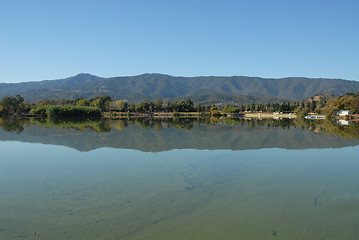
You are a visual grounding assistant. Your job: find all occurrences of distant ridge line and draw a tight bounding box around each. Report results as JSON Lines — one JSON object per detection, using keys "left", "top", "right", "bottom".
{"left": 0, "top": 73, "right": 358, "bottom": 103}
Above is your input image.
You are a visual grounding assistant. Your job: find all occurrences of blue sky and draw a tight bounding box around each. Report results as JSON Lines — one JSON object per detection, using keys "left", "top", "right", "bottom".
{"left": 0, "top": 0, "right": 358, "bottom": 83}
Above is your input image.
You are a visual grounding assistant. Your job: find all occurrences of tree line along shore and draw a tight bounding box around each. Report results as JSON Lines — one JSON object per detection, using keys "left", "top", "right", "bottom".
{"left": 0, "top": 92, "right": 358, "bottom": 120}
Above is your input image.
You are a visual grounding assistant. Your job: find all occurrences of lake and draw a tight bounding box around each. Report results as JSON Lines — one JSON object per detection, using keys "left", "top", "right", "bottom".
{"left": 1, "top": 118, "right": 359, "bottom": 239}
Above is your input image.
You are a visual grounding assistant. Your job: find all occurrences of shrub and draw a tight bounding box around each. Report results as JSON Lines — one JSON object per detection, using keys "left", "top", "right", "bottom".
{"left": 31, "top": 105, "right": 101, "bottom": 118}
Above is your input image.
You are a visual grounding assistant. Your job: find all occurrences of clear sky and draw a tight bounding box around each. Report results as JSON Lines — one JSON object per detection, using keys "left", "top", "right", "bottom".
{"left": 0, "top": 0, "right": 358, "bottom": 83}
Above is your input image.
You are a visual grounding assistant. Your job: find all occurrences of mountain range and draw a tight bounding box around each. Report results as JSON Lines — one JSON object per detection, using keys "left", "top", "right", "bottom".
{"left": 1, "top": 73, "right": 359, "bottom": 103}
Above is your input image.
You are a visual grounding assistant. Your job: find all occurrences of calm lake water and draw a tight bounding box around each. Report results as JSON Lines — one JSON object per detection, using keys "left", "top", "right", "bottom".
{"left": 1, "top": 118, "right": 359, "bottom": 239}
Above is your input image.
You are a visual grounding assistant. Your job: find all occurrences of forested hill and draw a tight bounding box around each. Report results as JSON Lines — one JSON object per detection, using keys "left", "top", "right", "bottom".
{"left": 1, "top": 73, "right": 358, "bottom": 102}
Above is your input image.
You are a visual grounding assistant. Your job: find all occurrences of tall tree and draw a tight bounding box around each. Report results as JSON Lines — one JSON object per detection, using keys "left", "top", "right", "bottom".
{"left": 155, "top": 98, "right": 163, "bottom": 112}
{"left": 0, "top": 94, "right": 24, "bottom": 114}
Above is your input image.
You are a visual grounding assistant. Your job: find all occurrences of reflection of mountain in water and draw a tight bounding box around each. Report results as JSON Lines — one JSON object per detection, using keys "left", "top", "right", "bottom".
{"left": 1, "top": 119, "right": 359, "bottom": 152}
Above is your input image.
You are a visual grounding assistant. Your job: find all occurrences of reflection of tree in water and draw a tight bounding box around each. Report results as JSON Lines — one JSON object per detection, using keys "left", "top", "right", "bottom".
{"left": 125, "top": 118, "right": 300, "bottom": 131}
{"left": 1, "top": 117, "right": 359, "bottom": 139}
{"left": 317, "top": 121, "right": 359, "bottom": 139}
{"left": 168, "top": 118, "right": 194, "bottom": 130}
{"left": 125, "top": 118, "right": 196, "bottom": 130}
{"left": 0, "top": 117, "right": 25, "bottom": 134}
{"left": 294, "top": 118, "right": 359, "bottom": 139}
{"left": 29, "top": 117, "right": 111, "bottom": 132}
{"left": 134, "top": 118, "right": 155, "bottom": 129}
{"left": 123, "top": 118, "right": 359, "bottom": 139}
{"left": 112, "top": 119, "right": 128, "bottom": 130}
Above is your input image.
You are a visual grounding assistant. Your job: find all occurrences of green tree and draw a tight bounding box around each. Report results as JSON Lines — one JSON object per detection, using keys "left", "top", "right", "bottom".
{"left": 92, "top": 96, "right": 111, "bottom": 111}
{"left": 165, "top": 101, "right": 172, "bottom": 112}
{"left": 115, "top": 100, "right": 127, "bottom": 111}
{"left": 155, "top": 98, "right": 163, "bottom": 111}
{"left": 0, "top": 94, "right": 24, "bottom": 115}
{"left": 250, "top": 103, "right": 256, "bottom": 112}
{"left": 240, "top": 105, "right": 246, "bottom": 112}
{"left": 172, "top": 99, "right": 194, "bottom": 112}
{"left": 0, "top": 105, "right": 5, "bottom": 116}
{"left": 310, "top": 101, "right": 317, "bottom": 112}
{"left": 77, "top": 99, "right": 89, "bottom": 106}
{"left": 135, "top": 100, "right": 155, "bottom": 112}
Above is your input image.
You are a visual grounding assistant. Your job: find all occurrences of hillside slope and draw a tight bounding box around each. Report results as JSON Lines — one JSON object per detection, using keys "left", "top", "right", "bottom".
{"left": 1, "top": 73, "right": 358, "bottom": 102}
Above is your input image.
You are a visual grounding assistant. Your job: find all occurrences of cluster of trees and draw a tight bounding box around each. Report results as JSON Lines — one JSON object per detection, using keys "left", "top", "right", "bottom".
{"left": 32, "top": 96, "right": 303, "bottom": 114}
{"left": 322, "top": 92, "right": 359, "bottom": 116}
{"left": 0, "top": 95, "right": 30, "bottom": 116}
{"left": 109, "top": 98, "right": 196, "bottom": 113}
{"left": 1, "top": 92, "right": 358, "bottom": 119}
{"left": 0, "top": 95, "right": 109, "bottom": 118}
{"left": 31, "top": 105, "right": 101, "bottom": 119}
{"left": 0, "top": 94, "right": 304, "bottom": 117}
{"left": 36, "top": 96, "right": 112, "bottom": 111}
{"left": 109, "top": 99, "right": 300, "bottom": 114}
{"left": 0, "top": 94, "right": 321, "bottom": 118}
{"left": 33, "top": 97, "right": 195, "bottom": 113}
{"left": 295, "top": 101, "right": 324, "bottom": 117}
{"left": 295, "top": 92, "right": 359, "bottom": 117}
{"left": 220, "top": 102, "right": 297, "bottom": 113}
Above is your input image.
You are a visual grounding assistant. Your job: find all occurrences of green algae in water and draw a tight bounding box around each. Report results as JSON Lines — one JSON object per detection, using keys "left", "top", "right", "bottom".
{"left": 0, "top": 143, "right": 359, "bottom": 239}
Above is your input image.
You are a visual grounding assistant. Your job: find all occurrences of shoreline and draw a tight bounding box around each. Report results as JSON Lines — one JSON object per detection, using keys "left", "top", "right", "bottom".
{"left": 242, "top": 112, "right": 297, "bottom": 119}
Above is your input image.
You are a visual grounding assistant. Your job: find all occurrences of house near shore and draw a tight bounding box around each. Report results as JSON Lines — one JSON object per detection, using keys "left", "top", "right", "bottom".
{"left": 337, "top": 110, "right": 353, "bottom": 116}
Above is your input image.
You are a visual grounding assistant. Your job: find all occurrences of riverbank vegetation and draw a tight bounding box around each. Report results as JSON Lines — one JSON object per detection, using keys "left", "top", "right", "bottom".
{"left": 30, "top": 105, "right": 101, "bottom": 119}
{"left": 0, "top": 95, "right": 301, "bottom": 117}
{"left": 294, "top": 92, "right": 359, "bottom": 118}
{"left": 1, "top": 92, "right": 358, "bottom": 119}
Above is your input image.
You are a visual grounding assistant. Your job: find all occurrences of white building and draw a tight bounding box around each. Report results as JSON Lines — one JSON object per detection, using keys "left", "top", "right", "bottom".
{"left": 337, "top": 110, "right": 353, "bottom": 116}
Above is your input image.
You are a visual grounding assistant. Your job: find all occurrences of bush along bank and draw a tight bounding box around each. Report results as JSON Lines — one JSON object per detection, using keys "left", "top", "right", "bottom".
{"left": 30, "top": 105, "right": 102, "bottom": 119}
